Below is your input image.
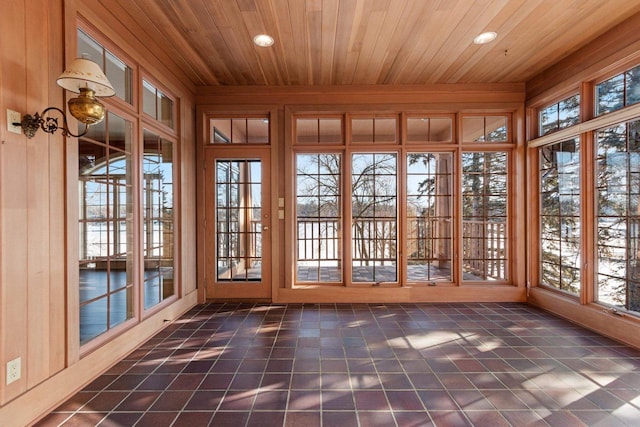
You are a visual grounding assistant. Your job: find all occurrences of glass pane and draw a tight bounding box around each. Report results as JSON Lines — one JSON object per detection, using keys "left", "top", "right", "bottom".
{"left": 351, "top": 153, "right": 397, "bottom": 282}
{"left": 297, "top": 119, "right": 319, "bottom": 143}
{"left": 79, "top": 112, "right": 133, "bottom": 344}
{"left": 375, "top": 118, "right": 397, "bottom": 143}
{"left": 486, "top": 116, "right": 508, "bottom": 142}
{"left": 105, "top": 51, "right": 132, "bottom": 103}
{"left": 295, "top": 154, "right": 342, "bottom": 283}
{"left": 626, "top": 65, "right": 640, "bottom": 106}
{"left": 77, "top": 29, "right": 103, "bottom": 68}
{"left": 352, "top": 118, "right": 373, "bottom": 143}
{"left": 540, "top": 104, "right": 559, "bottom": 136}
{"left": 430, "top": 118, "right": 452, "bottom": 142}
{"left": 158, "top": 91, "right": 174, "bottom": 128}
{"left": 596, "top": 74, "right": 624, "bottom": 115}
{"left": 80, "top": 298, "right": 107, "bottom": 345}
{"left": 406, "top": 153, "right": 453, "bottom": 282}
{"left": 461, "top": 152, "right": 508, "bottom": 281}
{"left": 216, "top": 160, "right": 262, "bottom": 281}
{"left": 319, "top": 118, "right": 342, "bottom": 143}
{"left": 143, "top": 130, "right": 175, "bottom": 308}
{"left": 247, "top": 118, "right": 269, "bottom": 143}
{"left": 232, "top": 119, "right": 247, "bottom": 143}
{"left": 142, "top": 80, "right": 156, "bottom": 118}
{"left": 539, "top": 138, "right": 581, "bottom": 294}
{"left": 462, "top": 117, "right": 485, "bottom": 142}
{"left": 212, "top": 119, "right": 232, "bottom": 143}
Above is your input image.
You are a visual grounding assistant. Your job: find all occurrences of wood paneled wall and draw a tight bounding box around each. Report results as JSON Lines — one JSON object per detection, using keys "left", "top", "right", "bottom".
{"left": 0, "top": 0, "right": 198, "bottom": 424}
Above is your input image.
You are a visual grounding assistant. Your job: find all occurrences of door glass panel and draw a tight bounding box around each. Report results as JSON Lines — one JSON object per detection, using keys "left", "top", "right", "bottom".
{"left": 216, "top": 160, "right": 262, "bottom": 281}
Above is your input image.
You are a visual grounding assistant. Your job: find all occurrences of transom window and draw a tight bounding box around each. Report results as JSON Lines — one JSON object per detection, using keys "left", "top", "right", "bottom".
{"left": 596, "top": 64, "right": 640, "bottom": 116}
{"left": 77, "top": 28, "right": 132, "bottom": 104}
{"left": 210, "top": 117, "right": 270, "bottom": 144}
{"left": 462, "top": 115, "right": 509, "bottom": 142}
{"left": 142, "top": 80, "right": 174, "bottom": 129}
{"left": 539, "top": 94, "right": 581, "bottom": 136}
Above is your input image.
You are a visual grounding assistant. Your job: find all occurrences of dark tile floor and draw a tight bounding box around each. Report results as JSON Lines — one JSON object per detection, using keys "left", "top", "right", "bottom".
{"left": 36, "top": 303, "right": 640, "bottom": 426}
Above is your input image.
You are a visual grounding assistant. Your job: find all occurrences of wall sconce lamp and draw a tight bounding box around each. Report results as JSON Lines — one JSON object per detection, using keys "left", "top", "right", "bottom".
{"left": 14, "top": 58, "right": 115, "bottom": 139}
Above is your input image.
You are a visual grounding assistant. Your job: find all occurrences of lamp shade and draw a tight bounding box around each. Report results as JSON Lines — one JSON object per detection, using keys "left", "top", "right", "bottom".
{"left": 56, "top": 58, "right": 116, "bottom": 97}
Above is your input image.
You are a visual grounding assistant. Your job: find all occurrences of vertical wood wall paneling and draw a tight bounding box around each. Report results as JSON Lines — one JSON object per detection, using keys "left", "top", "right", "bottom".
{"left": 0, "top": 0, "right": 29, "bottom": 403}
{"left": 47, "top": 0, "right": 67, "bottom": 377}
{"left": 26, "top": 0, "right": 53, "bottom": 389}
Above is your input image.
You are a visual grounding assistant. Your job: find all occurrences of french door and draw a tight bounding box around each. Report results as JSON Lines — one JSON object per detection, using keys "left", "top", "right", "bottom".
{"left": 205, "top": 148, "right": 271, "bottom": 299}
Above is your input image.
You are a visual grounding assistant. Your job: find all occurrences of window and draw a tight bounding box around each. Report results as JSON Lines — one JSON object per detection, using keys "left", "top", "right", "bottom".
{"left": 596, "top": 64, "right": 640, "bottom": 116}
{"left": 462, "top": 115, "right": 508, "bottom": 142}
{"left": 461, "top": 152, "right": 508, "bottom": 281}
{"left": 351, "top": 117, "right": 397, "bottom": 143}
{"left": 539, "top": 94, "right": 581, "bottom": 136}
{"left": 539, "top": 138, "right": 581, "bottom": 294}
{"left": 596, "top": 121, "right": 640, "bottom": 312}
{"left": 78, "top": 112, "right": 134, "bottom": 344}
{"left": 142, "top": 130, "right": 175, "bottom": 308}
{"left": 407, "top": 116, "right": 453, "bottom": 143}
{"left": 351, "top": 153, "right": 398, "bottom": 282}
{"left": 406, "top": 153, "right": 453, "bottom": 282}
{"left": 296, "top": 117, "right": 342, "bottom": 144}
{"left": 296, "top": 154, "right": 342, "bottom": 282}
{"left": 143, "top": 80, "right": 174, "bottom": 129}
{"left": 78, "top": 29, "right": 132, "bottom": 104}
{"left": 210, "top": 117, "right": 269, "bottom": 144}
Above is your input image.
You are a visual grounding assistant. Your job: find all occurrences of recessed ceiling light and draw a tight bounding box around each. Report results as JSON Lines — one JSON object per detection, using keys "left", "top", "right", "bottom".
{"left": 253, "top": 34, "right": 274, "bottom": 47}
{"left": 473, "top": 31, "right": 497, "bottom": 45}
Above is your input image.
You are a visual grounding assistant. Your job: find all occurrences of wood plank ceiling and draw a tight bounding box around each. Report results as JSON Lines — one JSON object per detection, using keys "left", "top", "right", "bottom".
{"left": 109, "top": 0, "right": 640, "bottom": 87}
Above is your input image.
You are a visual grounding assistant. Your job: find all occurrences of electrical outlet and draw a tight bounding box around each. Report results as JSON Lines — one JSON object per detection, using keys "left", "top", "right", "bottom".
{"left": 7, "top": 109, "right": 23, "bottom": 134}
{"left": 6, "top": 357, "right": 21, "bottom": 385}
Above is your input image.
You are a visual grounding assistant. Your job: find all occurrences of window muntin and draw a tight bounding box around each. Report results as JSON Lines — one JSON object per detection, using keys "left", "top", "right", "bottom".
{"left": 351, "top": 117, "right": 397, "bottom": 144}
{"left": 407, "top": 117, "right": 453, "bottom": 143}
{"left": 539, "top": 94, "right": 581, "bottom": 136}
{"left": 595, "top": 121, "right": 640, "bottom": 313}
{"left": 78, "top": 29, "right": 132, "bottom": 104}
{"left": 296, "top": 154, "right": 342, "bottom": 282}
{"left": 296, "top": 118, "right": 342, "bottom": 144}
{"left": 210, "top": 117, "right": 269, "bottom": 144}
{"left": 539, "top": 138, "right": 581, "bottom": 295}
{"left": 462, "top": 116, "right": 509, "bottom": 143}
{"left": 596, "top": 64, "right": 640, "bottom": 116}
{"left": 406, "top": 153, "right": 453, "bottom": 282}
{"left": 142, "top": 130, "right": 175, "bottom": 309}
{"left": 79, "top": 112, "right": 134, "bottom": 344}
{"left": 142, "top": 80, "right": 174, "bottom": 129}
{"left": 351, "top": 153, "right": 397, "bottom": 283}
{"left": 461, "top": 151, "right": 508, "bottom": 281}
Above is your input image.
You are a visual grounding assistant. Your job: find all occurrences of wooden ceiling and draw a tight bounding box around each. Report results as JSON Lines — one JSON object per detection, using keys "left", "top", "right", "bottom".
{"left": 110, "top": 0, "right": 640, "bottom": 87}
